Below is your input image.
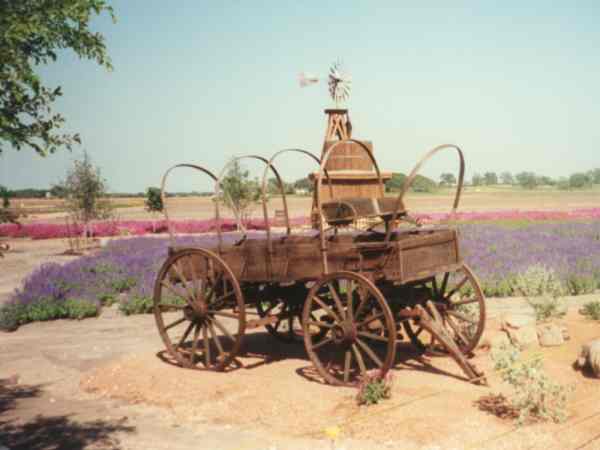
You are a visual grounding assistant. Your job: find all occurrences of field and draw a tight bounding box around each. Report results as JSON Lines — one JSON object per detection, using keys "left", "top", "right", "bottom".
{"left": 1, "top": 187, "right": 599, "bottom": 450}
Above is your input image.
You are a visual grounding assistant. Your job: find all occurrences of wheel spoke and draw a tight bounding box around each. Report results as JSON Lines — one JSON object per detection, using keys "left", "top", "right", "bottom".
{"left": 343, "top": 350, "right": 352, "bottom": 383}
{"left": 351, "top": 344, "right": 367, "bottom": 374}
{"left": 446, "top": 276, "right": 469, "bottom": 300}
{"left": 346, "top": 280, "right": 354, "bottom": 321}
{"left": 306, "top": 319, "right": 335, "bottom": 329}
{"left": 447, "top": 310, "right": 478, "bottom": 324}
{"left": 357, "top": 331, "right": 389, "bottom": 343}
{"left": 190, "top": 323, "right": 201, "bottom": 364}
{"left": 211, "top": 316, "right": 236, "bottom": 343}
{"left": 311, "top": 296, "right": 341, "bottom": 323}
{"left": 328, "top": 283, "right": 346, "bottom": 321}
{"left": 311, "top": 336, "right": 333, "bottom": 350}
{"left": 164, "top": 317, "right": 187, "bottom": 331}
{"left": 440, "top": 272, "right": 449, "bottom": 299}
{"left": 177, "top": 322, "right": 195, "bottom": 348}
{"left": 208, "top": 320, "right": 225, "bottom": 356}
{"left": 354, "top": 287, "right": 369, "bottom": 318}
{"left": 171, "top": 260, "right": 196, "bottom": 301}
{"left": 161, "top": 281, "right": 194, "bottom": 308}
{"left": 356, "top": 338, "right": 383, "bottom": 367}
{"left": 445, "top": 315, "right": 470, "bottom": 346}
{"left": 451, "top": 297, "right": 478, "bottom": 307}
{"left": 202, "top": 324, "right": 210, "bottom": 367}
{"left": 209, "top": 310, "right": 239, "bottom": 320}
{"left": 357, "top": 311, "right": 385, "bottom": 328}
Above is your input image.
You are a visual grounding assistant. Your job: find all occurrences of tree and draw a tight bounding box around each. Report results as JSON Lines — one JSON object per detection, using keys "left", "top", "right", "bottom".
{"left": 500, "top": 171, "right": 514, "bottom": 185}
{"left": 219, "top": 161, "right": 263, "bottom": 225}
{"left": 293, "top": 177, "right": 313, "bottom": 194}
{"left": 483, "top": 172, "right": 498, "bottom": 186}
{"left": 536, "top": 175, "right": 555, "bottom": 186}
{"left": 515, "top": 172, "right": 538, "bottom": 189}
{"left": 385, "top": 173, "right": 407, "bottom": 192}
{"left": 569, "top": 172, "right": 592, "bottom": 189}
{"left": 588, "top": 168, "right": 600, "bottom": 184}
{"left": 145, "top": 187, "right": 164, "bottom": 233}
{"left": 0, "top": 1, "right": 116, "bottom": 156}
{"left": 471, "top": 173, "right": 483, "bottom": 187}
{"left": 0, "top": 186, "right": 10, "bottom": 209}
{"left": 439, "top": 173, "right": 456, "bottom": 186}
{"left": 59, "top": 151, "right": 112, "bottom": 233}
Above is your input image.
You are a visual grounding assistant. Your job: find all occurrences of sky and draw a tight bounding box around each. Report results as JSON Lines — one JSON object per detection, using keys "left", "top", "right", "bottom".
{"left": 1, "top": 1, "right": 600, "bottom": 193}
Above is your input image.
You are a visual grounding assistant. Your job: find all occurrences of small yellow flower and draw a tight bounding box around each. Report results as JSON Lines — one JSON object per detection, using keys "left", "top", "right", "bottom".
{"left": 324, "top": 425, "right": 342, "bottom": 441}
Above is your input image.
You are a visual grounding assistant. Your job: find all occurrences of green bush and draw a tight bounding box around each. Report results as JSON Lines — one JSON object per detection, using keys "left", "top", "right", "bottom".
{"left": 356, "top": 369, "right": 393, "bottom": 406}
{"left": 566, "top": 274, "right": 597, "bottom": 296}
{"left": 64, "top": 299, "right": 99, "bottom": 319}
{"left": 579, "top": 301, "right": 600, "bottom": 321}
{"left": 0, "top": 298, "right": 98, "bottom": 331}
{"left": 118, "top": 295, "right": 154, "bottom": 315}
{"left": 512, "top": 265, "right": 564, "bottom": 298}
{"left": 491, "top": 345, "right": 572, "bottom": 424}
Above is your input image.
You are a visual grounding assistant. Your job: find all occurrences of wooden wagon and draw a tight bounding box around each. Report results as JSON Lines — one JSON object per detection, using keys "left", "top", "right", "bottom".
{"left": 153, "top": 142, "right": 486, "bottom": 386}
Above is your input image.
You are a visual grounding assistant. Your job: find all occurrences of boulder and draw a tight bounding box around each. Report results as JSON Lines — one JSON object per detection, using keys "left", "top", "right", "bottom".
{"left": 537, "top": 324, "right": 564, "bottom": 347}
{"left": 575, "top": 339, "right": 600, "bottom": 378}
{"left": 505, "top": 325, "right": 539, "bottom": 350}
{"left": 501, "top": 313, "right": 536, "bottom": 330}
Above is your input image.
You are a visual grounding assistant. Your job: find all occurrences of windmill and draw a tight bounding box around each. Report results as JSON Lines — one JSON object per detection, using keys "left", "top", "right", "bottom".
{"left": 299, "top": 61, "right": 353, "bottom": 140}
{"left": 299, "top": 60, "right": 352, "bottom": 108}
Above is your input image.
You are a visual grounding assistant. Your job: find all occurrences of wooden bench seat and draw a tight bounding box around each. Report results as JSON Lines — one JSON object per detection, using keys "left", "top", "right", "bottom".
{"left": 321, "top": 197, "right": 406, "bottom": 225}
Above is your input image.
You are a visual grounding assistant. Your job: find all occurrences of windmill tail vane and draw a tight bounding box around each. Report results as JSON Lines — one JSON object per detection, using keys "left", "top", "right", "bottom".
{"left": 298, "top": 72, "right": 320, "bottom": 88}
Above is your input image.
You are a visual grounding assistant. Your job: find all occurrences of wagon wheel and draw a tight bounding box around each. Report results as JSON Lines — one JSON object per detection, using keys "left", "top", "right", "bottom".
{"left": 403, "top": 263, "right": 485, "bottom": 356}
{"left": 153, "top": 248, "right": 245, "bottom": 371}
{"left": 302, "top": 272, "right": 397, "bottom": 386}
{"left": 256, "top": 283, "right": 328, "bottom": 343}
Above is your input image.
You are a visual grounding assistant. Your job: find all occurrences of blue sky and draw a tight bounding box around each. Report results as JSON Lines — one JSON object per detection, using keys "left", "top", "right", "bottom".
{"left": 1, "top": 1, "right": 599, "bottom": 192}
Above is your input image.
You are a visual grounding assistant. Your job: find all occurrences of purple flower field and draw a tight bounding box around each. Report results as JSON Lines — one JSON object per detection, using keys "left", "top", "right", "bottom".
{"left": 4, "top": 222, "right": 600, "bottom": 327}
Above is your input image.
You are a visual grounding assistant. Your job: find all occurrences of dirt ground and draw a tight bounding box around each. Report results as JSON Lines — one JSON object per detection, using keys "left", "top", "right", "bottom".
{"left": 2, "top": 237, "right": 600, "bottom": 449}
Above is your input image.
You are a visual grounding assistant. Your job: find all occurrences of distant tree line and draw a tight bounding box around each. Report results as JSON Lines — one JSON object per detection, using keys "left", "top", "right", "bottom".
{"left": 467, "top": 168, "right": 600, "bottom": 190}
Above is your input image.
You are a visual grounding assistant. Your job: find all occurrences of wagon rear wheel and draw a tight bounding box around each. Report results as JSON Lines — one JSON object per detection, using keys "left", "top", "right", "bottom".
{"left": 153, "top": 248, "right": 245, "bottom": 371}
{"left": 403, "top": 263, "right": 485, "bottom": 356}
{"left": 302, "top": 272, "right": 397, "bottom": 386}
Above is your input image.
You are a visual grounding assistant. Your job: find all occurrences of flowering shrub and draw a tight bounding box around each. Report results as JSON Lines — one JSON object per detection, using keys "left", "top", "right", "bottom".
{"left": 356, "top": 369, "right": 394, "bottom": 406}
{"left": 579, "top": 301, "right": 600, "bottom": 321}
{"left": 490, "top": 345, "right": 572, "bottom": 424}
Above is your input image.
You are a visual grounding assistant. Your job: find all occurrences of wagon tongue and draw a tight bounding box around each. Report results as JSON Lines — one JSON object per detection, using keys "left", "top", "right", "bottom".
{"left": 412, "top": 302, "right": 487, "bottom": 385}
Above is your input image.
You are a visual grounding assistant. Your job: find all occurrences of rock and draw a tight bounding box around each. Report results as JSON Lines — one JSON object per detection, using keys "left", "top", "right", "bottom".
{"left": 575, "top": 339, "right": 600, "bottom": 378}
{"left": 537, "top": 324, "right": 564, "bottom": 347}
{"left": 505, "top": 325, "right": 539, "bottom": 350}
{"left": 484, "top": 331, "right": 511, "bottom": 350}
{"left": 501, "top": 313, "right": 536, "bottom": 330}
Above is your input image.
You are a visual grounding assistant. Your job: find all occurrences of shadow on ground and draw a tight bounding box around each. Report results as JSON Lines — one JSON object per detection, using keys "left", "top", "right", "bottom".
{"left": 1, "top": 379, "right": 135, "bottom": 450}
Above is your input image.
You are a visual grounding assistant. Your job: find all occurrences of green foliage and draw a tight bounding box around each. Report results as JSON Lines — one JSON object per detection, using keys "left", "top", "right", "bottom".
{"left": 512, "top": 265, "right": 565, "bottom": 322}
{"left": 118, "top": 295, "right": 154, "bottom": 316}
{"left": 145, "top": 187, "right": 164, "bottom": 213}
{"left": 569, "top": 172, "right": 592, "bottom": 189}
{"left": 471, "top": 173, "right": 483, "bottom": 186}
{"left": 411, "top": 174, "right": 438, "bottom": 193}
{"left": 589, "top": 168, "right": 600, "bottom": 184}
{"left": 0, "top": 0, "right": 116, "bottom": 156}
{"left": 356, "top": 369, "right": 393, "bottom": 406}
{"left": 491, "top": 345, "right": 572, "bottom": 424}
{"left": 0, "top": 298, "right": 98, "bottom": 330}
{"left": 385, "top": 172, "right": 407, "bottom": 192}
{"left": 537, "top": 176, "right": 555, "bottom": 186}
{"left": 566, "top": 273, "right": 597, "bottom": 295}
{"left": 500, "top": 171, "right": 514, "bottom": 185}
{"left": 439, "top": 172, "right": 456, "bottom": 186}
{"left": 60, "top": 151, "right": 113, "bottom": 224}
{"left": 484, "top": 172, "right": 498, "bottom": 185}
{"left": 0, "top": 185, "right": 10, "bottom": 208}
{"left": 579, "top": 301, "right": 600, "bottom": 321}
{"left": 219, "top": 160, "right": 263, "bottom": 223}
{"left": 515, "top": 172, "right": 538, "bottom": 189}
{"left": 292, "top": 177, "right": 313, "bottom": 194}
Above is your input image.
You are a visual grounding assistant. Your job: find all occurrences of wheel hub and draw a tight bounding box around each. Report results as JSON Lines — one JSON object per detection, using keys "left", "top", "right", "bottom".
{"left": 331, "top": 322, "right": 356, "bottom": 344}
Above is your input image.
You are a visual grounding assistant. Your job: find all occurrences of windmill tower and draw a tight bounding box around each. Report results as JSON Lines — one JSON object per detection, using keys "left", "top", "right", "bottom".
{"left": 305, "top": 62, "right": 392, "bottom": 227}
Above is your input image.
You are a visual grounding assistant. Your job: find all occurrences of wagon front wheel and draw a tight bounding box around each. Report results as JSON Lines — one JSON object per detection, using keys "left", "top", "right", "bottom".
{"left": 302, "top": 272, "right": 397, "bottom": 386}
{"left": 153, "top": 248, "right": 245, "bottom": 371}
